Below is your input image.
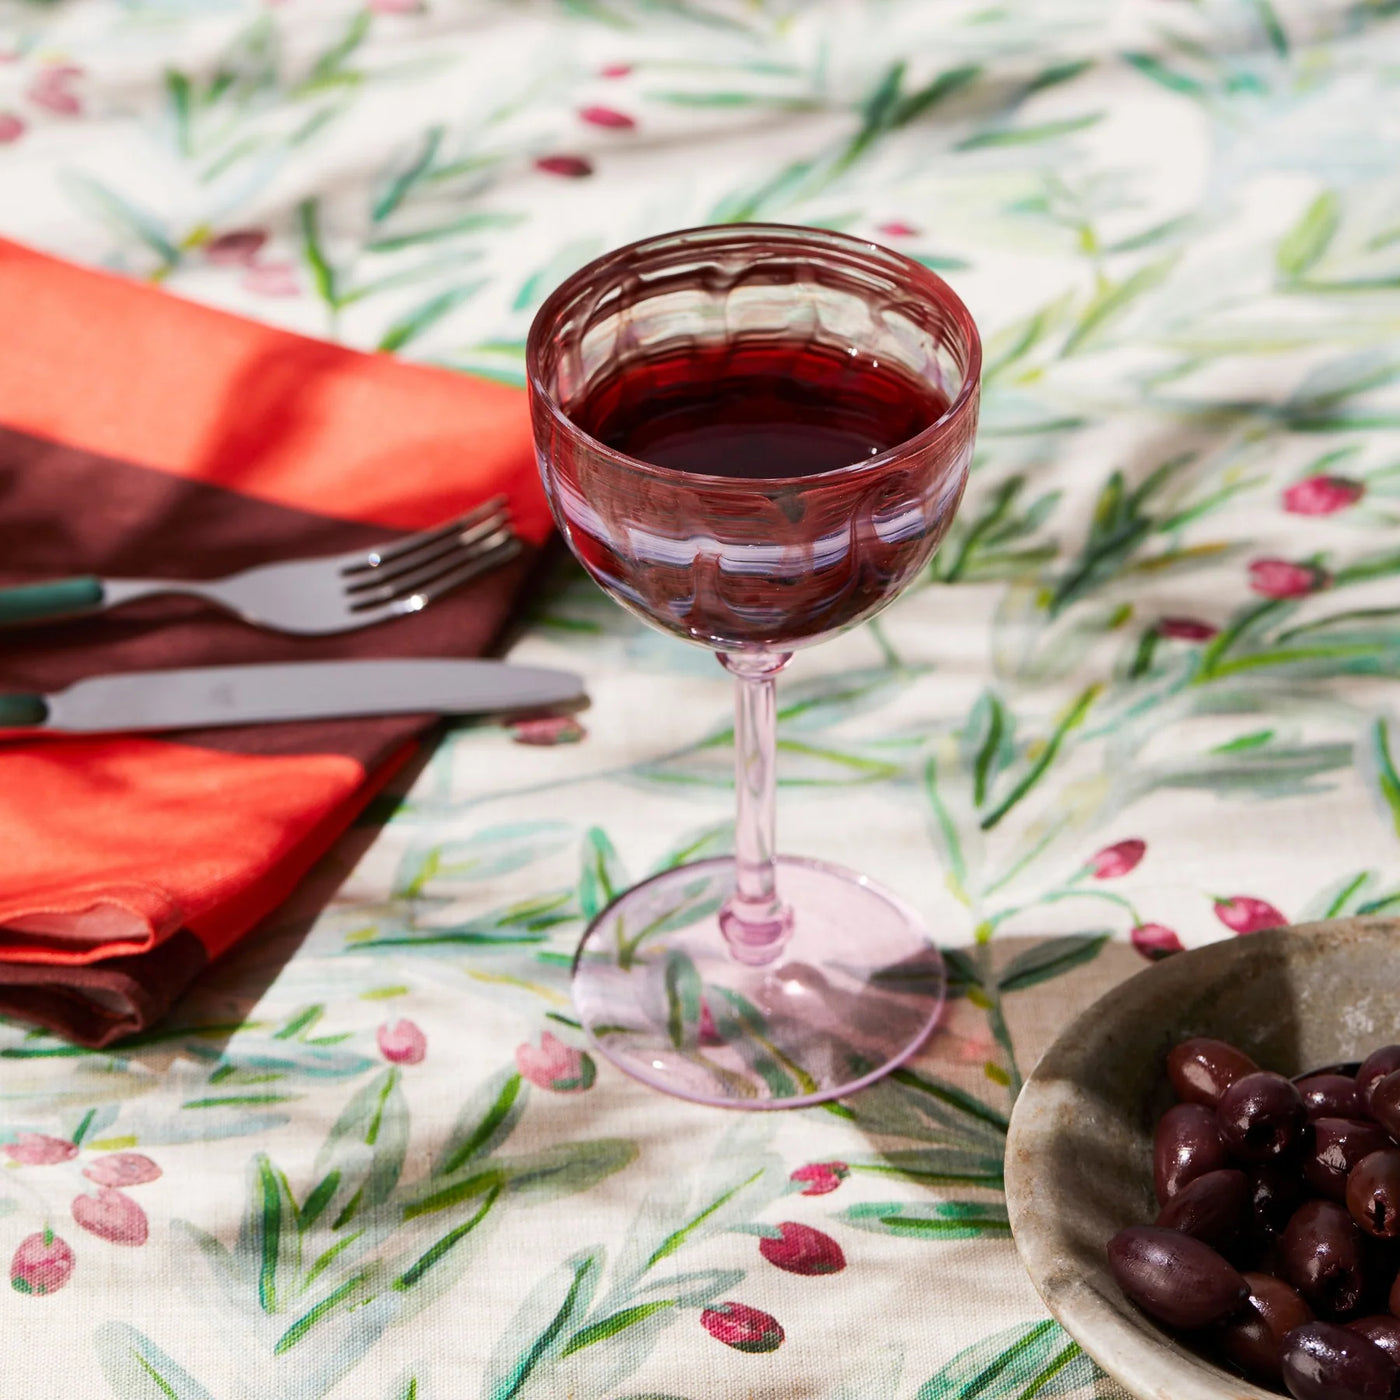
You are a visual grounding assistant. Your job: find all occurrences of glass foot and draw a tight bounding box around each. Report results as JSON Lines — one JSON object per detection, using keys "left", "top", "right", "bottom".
{"left": 571, "top": 856, "right": 945, "bottom": 1109}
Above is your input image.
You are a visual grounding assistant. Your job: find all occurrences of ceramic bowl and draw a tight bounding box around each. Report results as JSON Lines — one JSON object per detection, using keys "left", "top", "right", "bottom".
{"left": 1004, "top": 916, "right": 1400, "bottom": 1400}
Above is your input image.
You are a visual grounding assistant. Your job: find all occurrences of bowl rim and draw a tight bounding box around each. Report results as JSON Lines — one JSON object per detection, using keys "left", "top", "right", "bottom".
{"left": 1004, "top": 916, "right": 1400, "bottom": 1400}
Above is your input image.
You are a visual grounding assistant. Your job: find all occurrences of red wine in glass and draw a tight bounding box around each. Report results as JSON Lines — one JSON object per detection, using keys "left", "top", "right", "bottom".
{"left": 528, "top": 224, "right": 981, "bottom": 1108}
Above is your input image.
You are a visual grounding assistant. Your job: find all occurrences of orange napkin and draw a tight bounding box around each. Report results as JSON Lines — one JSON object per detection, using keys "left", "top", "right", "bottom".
{"left": 0, "top": 239, "right": 552, "bottom": 1045}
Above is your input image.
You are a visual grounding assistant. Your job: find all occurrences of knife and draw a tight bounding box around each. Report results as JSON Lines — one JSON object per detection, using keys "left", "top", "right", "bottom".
{"left": 0, "top": 659, "right": 586, "bottom": 734}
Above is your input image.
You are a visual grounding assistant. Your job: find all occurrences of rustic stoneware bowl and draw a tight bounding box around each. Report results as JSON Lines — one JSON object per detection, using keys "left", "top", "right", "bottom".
{"left": 1005, "top": 917, "right": 1400, "bottom": 1400}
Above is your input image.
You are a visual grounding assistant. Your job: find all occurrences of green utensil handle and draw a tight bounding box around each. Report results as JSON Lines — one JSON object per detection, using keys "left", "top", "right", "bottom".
{"left": 0, "top": 576, "right": 105, "bottom": 626}
{"left": 0, "top": 694, "right": 49, "bottom": 727}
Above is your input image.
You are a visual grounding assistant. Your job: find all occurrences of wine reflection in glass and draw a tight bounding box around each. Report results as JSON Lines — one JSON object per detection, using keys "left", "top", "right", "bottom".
{"left": 526, "top": 224, "right": 981, "bottom": 1108}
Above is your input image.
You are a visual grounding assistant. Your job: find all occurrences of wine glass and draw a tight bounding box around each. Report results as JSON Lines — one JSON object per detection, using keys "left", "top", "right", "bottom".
{"left": 526, "top": 223, "right": 981, "bottom": 1109}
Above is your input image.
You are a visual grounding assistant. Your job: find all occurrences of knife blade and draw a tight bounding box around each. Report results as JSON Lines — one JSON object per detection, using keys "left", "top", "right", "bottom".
{"left": 0, "top": 659, "right": 586, "bottom": 734}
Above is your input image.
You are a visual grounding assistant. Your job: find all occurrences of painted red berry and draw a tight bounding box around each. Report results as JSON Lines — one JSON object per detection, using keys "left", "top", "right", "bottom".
{"left": 1088, "top": 839, "right": 1146, "bottom": 879}
{"left": 10, "top": 1231, "right": 74, "bottom": 1296}
{"left": 1213, "top": 896, "right": 1286, "bottom": 935}
{"left": 1283, "top": 476, "right": 1364, "bottom": 516}
{"left": 535, "top": 154, "right": 594, "bottom": 179}
{"left": 790, "top": 1162, "right": 849, "bottom": 1196}
{"left": 1248, "top": 558, "right": 1324, "bottom": 599}
{"left": 1157, "top": 617, "right": 1218, "bottom": 641}
{"left": 1131, "top": 923, "right": 1183, "bottom": 960}
{"left": 700, "top": 1301, "right": 784, "bottom": 1352}
{"left": 758, "top": 1220, "right": 846, "bottom": 1275}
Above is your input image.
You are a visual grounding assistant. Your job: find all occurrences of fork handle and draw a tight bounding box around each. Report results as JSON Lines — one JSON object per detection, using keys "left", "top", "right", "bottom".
{"left": 0, "top": 694, "right": 48, "bottom": 727}
{"left": 0, "top": 576, "right": 106, "bottom": 627}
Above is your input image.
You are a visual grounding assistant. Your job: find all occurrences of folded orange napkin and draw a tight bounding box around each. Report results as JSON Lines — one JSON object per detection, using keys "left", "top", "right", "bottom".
{"left": 0, "top": 239, "right": 552, "bottom": 1046}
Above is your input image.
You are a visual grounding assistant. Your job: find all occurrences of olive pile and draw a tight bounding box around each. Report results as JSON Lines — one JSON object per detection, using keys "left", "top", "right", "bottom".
{"left": 1107, "top": 1039, "right": 1400, "bottom": 1400}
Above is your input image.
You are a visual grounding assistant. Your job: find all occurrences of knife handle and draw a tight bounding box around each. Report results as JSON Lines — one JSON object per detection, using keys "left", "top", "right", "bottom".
{"left": 0, "top": 576, "right": 105, "bottom": 627}
{"left": 0, "top": 694, "right": 49, "bottom": 727}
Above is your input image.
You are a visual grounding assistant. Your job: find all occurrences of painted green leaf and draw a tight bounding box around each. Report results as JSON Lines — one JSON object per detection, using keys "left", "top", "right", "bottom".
{"left": 1123, "top": 52, "right": 1207, "bottom": 97}
{"left": 941, "top": 947, "right": 982, "bottom": 999}
{"left": 651, "top": 821, "right": 733, "bottom": 873}
{"left": 579, "top": 826, "right": 628, "bottom": 921}
{"left": 62, "top": 175, "right": 180, "bottom": 271}
{"left": 957, "top": 113, "right": 1102, "bottom": 149}
{"left": 1369, "top": 719, "right": 1400, "bottom": 839}
{"left": 298, "top": 198, "right": 337, "bottom": 309}
{"left": 497, "top": 1138, "right": 639, "bottom": 1205}
{"left": 915, "top": 1319, "right": 1092, "bottom": 1400}
{"left": 366, "top": 212, "right": 525, "bottom": 253}
{"left": 663, "top": 950, "right": 702, "bottom": 1050}
{"left": 310, "top": 1066, "right": 408, "bottom": 1229}
{"left": 634, "top": 1266, "right": 743, "bottom": 1306}
{"left": 484, "top": 1250, "right": 602, "bottom": 1400}
{"left": 93, "top": 1322, "right": 216, "bottom": 1400}
{"left": 394, "top": 822, "right": 573, "bottom": 897}
{"left": 436, "top": 1068, "right": 525, "bottom": 1176}
{"left": 997, "top": 935, "right": 1109, "bottom": 993}
{"left": 233, "top": 1153, "right": 300, "bottom": 1315}
{"left": 561, "top": 1300, "right": 675, "bottom": 1356}
{"left": 1062, "top": 259, "right": 1173, "bottom": 354}
{"left": 839, "top": 1199, "right": 1012, "bottom": 1240}
{"left": 1277, "top": 192, "right": 1340, "bottom": 282}
{"left": 848, "top": 1146, "right": 1005, "bottom": 1188}
{"left": 1251, "top": 0, "right": 1290, "bottom": 56}
{"left": 377, "top": 281, "right": 485, "bottom": 353}
{"left": 373, "top": 125, "right": 444, "bottom": 223}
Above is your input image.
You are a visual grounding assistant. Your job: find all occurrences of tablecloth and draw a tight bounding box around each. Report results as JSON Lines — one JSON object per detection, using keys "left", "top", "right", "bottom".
{"left": 1, "top": 1, "right": 1398, "bottom": 1396}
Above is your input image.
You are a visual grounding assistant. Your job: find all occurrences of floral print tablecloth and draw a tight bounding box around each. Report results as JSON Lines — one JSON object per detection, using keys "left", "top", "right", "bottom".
{"left": 2, "top": 0, "right": 1400, "bottom": 1395}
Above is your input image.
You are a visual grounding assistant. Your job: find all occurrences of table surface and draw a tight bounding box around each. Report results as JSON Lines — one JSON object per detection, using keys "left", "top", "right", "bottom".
{"left": 2, "top": 1, "right": 1399, "bottom": 1396}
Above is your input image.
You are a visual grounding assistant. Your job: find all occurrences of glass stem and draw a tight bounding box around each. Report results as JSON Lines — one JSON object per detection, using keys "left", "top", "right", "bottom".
{"left": 718, "top": 650, "right": 793, "bottom": 965}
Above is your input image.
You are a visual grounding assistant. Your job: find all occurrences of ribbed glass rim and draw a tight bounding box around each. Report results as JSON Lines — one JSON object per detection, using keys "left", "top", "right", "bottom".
{"left": 525, "top": 221, "right": 982, "bottom": 488}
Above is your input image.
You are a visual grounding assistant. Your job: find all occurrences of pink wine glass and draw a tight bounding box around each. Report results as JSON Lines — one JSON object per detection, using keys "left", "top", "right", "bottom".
{"left": 527, "top": 224, "right": 980, "bottom": 1108}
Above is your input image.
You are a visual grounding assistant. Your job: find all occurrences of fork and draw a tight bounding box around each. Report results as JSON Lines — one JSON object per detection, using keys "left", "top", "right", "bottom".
{"left": 0, "top": 497, "right": 521, "bottom": 636}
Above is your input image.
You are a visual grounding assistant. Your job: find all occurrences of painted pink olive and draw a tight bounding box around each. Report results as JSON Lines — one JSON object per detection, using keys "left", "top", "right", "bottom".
{"left": 1367, "top": 1072, "right": 1400, "bottom": 1142}
{"left": 1281, "top": 1200, "right": 1368, "bottom": 1318}
{"left": 1300, "top": 1075, "right": 1366, "bottom": 1122}
{"left": 1219, "top": 1071, "right": 1307, "bottom": 1163}
{"left": 1346, "top": 1149, "right": 1400, "bottom": 1240}
{"left": 1348, "top": 1316, "right": 1400, "bottom": 1368}
{"left": 1281, "top": 1321, "right": 1399, "bottom": 1400}
{"left": 1220, "top": 1271, "right": 1315, "bottom": 1384}
{"left": 1155, "top": 1103, "right": 1231, "bottom": 1205}
{"left": 1304, "top": 1120, "right": 1395, "bottom": 1203}
{"left": 1358, "top": 1049, "right": 1400, "bottom": 1113}
{"left": 1167, "top": 1038, "right": 1261, "bottom": 1109}
{"left": 1155, "top": 1169, "right": 1249, "bottom": 1252}
{"left": 1106, "top": 1225, "right": 1249, "bottom": 1330}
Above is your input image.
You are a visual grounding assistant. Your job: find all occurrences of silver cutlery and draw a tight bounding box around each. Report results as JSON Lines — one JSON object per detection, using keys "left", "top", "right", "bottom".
{"left": 0, "top": 658, "right": 585, "bottom": 734}
{"left": 0, "top": 497, "right": 521, "bottom": 635}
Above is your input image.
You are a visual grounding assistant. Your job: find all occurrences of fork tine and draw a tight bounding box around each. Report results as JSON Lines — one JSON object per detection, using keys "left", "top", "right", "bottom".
{"left": 342, "top": 507, "right": 511, "bottom": 595}
{"left": 386, "top": 536, "right": 524, "bottom": 615}
{"left": 341, "top": 495, "right": 509, "bottom": 575}
{"left": 347, "top": 528, "right": 518, "bottom": 609}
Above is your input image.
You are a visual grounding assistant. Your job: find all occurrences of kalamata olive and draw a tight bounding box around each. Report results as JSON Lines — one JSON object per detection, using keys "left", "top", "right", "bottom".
{"left": 1107, "top": 1225, "right": 1250, "bottom": 1329}
{"left": 1388, "top": 1268, "right": 1400, "bottom": 1318}
{"left": 1168, "top": 1037, "right": 1261, "bottom": 1108}
{"left": 1301, "top": 1074, "right": 1366, "bottom": 1121}
{"left": 1368, "top": 1072, "right": 1400, "bottom": 1142}
{"left": 1253, "top": 1162, "right": 1307, "bottom": 1244}
{"left": 1349, "top": 1316, "right": 1400, "bottom": 1367}
{"left": 1156, "top": 1102, "right": 1232, "bottom": 1204}
{"left": 1155, "top": 1169, "right": 1249, "bottom": 1251}
{"left": 1282, "top": 1200, "right": 1369, "bottom": 1317}
{"left": 1281, "top": 1321, "right": 1399, "bottom": 1400}
{"left": 1220, "top": 1071, "right": 1308, "bottom": 1163}
{"left": 1348, "top": 1150, "right": 1400, "bottom": 1240}
{"left": 1220, "top": 1271, "right": 1315, "bottom": 1383}
{"left": 1306, "top": 1120, "right": 1396, "bottom": 1202}
{"left": 1359, "top": 1049, "right": 1400, "bottom": 1112}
